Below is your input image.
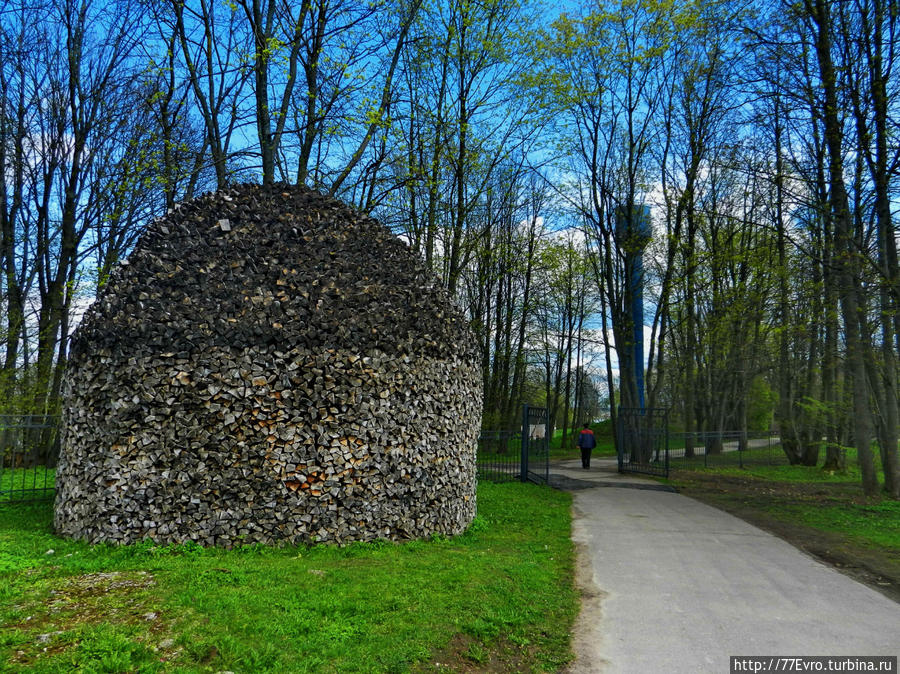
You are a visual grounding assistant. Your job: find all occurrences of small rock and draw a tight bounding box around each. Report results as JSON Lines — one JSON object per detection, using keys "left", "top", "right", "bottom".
{"left": 143, "top": 612, "right": 158, "bottom": 621}
{"left": 37, "top": 631, "right": 63, "bottom": 643}
{"left": 159, "top": 638, "right": 175, "bottom": 649}
{"left": 45, "top": 549, "right": 55, "bottom": 555}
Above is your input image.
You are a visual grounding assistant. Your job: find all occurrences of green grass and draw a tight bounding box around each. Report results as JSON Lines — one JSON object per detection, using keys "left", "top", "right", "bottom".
{"left": 673, "top": 446, "right": 886, "bottom": 483}
{"left": 668, "top": 444, "right": 789, "bottom": 471}
{"left": 678, "top": 461, "right": 862, "bottom": 483}
{"left": 0, "top": 466, "right": 56, "bottom": 503}
{"left": 764, "top": 500, "right": 900, "bottom": 550}
{"left": 0, "top": 481, "right": 577, "bottom": 673}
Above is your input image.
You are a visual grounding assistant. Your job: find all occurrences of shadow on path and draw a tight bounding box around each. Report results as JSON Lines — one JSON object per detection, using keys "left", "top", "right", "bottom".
{"left": 548, "top": 473, "right": 676, "bottom": 492}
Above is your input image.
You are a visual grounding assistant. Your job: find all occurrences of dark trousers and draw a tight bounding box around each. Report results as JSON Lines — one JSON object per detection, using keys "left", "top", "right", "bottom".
{"left": 580, "top": 447, "right": 592, "bottom": 468}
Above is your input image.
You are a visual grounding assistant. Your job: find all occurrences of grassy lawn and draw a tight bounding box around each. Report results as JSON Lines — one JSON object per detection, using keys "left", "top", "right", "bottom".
{"left": 767, "top": 500, "right": 900, "bottom": 550}
{"left": 666, "top": 444, "right": 789, "bottom": 471}
{"left": 0, "top": 481, "right": 578, "bottom": 673}
{"left": 666, "top": 452, "right": 900, "bottom": 600}
{"left": 0, "top": 466, "right": 57, "bottom": 503}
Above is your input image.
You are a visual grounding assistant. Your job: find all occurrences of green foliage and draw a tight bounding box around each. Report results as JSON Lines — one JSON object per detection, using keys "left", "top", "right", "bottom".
{"left": 0, "top": 483, "right": 577, "bottom": 672}
{"left": 746, "top": 376, "right": 776, "bottom": 431}
{"left": 65, "top": 625, "right": 161, "bottom": 673}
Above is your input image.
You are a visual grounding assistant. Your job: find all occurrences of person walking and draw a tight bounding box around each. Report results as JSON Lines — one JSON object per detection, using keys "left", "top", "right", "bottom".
{"left": 577, "top": 423, "right": 596, "bottom": 469}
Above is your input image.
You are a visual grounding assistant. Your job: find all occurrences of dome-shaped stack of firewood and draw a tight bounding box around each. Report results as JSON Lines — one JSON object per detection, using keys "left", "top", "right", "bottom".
{"left": 54, "top": 183, "right": 481, "bottom": 547}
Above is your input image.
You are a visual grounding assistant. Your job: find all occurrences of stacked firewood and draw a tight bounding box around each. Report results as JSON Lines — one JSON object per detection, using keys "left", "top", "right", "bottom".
{"left": 54, "top": 184, "right": 481, "bottom": 547}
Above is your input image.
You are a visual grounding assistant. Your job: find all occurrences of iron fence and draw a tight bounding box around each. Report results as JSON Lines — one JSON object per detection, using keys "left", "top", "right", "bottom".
{"left": 0, "top": 415, "right": 59, "bottom": 503}
{"left": 667, "top": 431, "right": 785, "bottom": 469}
{"left": 522, "top": 404, "right": 549, "bottom": 485}
{"left": 617, "top": 407, "right": 670, "bottom": 477}
{"left": 476, "top": 430, "right": 522, "bottom": 483}
{"left": 476, "top": 404, "right": 550, "bottom": 485}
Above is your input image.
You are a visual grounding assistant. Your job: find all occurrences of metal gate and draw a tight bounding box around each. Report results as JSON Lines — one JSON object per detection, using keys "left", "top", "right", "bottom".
{"left": 476, "top": 404, "right": 549, "bottom": 485}
{"left": 617, "top": 407, "right": 669, "bottom": 477}
{"left": 521, "top": 404, "right": 549, "bottom": 485}
{"left": 476, "top": 430, "right": 521, "bottom": 483}
{"left": 0, "top": 415, "right": 59, "bottom": 503}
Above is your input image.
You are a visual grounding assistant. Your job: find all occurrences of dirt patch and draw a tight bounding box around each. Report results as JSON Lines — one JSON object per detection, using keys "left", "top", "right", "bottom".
{"left": 670, "top": 471, "right": 900, "bottom": 604}
{"left": 413, "top": 633, "right": 540, "bottom": 673}
{"left": 7, "top": 570, "right": 157, "bottom": 631}
{"left": 563, "top": 541, "right": 609, "bottom": 674}
{"left": 3, "top": 570, "right": 179, "bottom": 669}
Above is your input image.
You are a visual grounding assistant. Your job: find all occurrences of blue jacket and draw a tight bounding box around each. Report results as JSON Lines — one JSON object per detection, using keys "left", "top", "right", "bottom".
{"left": 577, "top": 428, "right": 596, "bottom": 449}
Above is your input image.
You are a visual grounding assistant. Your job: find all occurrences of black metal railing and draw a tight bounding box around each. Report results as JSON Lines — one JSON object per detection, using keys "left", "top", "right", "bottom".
{"left": 522, "top": 404, "right": 549, "bottom": 485}
{"left": 667, "top": 431, "right": 784, "bottom": 469}
{"left": 476, "top": 430, "right": 522, "bottom": 483}
{"left": 0, "top": 415, "right": 60, "bottom": 503}
{"left": 476, "top": 404, "right": 550, "bottom": 485}
{"left": 617, "top": 407, "right": 670, "bottom": 477}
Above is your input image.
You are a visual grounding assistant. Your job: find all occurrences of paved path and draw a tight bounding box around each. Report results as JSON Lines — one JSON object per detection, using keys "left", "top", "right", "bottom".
{"left": 554, "top": 459, "right": 900, "bottom": 674}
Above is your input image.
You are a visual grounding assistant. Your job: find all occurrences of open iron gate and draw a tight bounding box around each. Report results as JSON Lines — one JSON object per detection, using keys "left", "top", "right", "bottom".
{"left": 476, "top": 404, "right": 549, "bottom": 485}
{"left": 617, "top": 407, "right": 669, "bottom": 477}
{"left": 0, "top": 415, "right": 59, "bottom": 503}
{"left": 521, "top": 404, "right": 549, "bottom": 485}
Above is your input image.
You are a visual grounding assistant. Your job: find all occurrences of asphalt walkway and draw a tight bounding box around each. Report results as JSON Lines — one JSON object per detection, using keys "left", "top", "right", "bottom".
{"left": 554, "top": 458, "right": 900, "bottom": 674}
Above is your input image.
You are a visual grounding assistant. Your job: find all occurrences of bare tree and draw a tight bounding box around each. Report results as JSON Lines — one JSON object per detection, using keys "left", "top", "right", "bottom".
{"left": 169, "top": 0, "right": 251, "bottom": 187}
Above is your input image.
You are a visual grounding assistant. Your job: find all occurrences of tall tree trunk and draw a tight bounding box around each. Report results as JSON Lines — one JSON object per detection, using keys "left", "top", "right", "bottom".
{"left": 0, "top": 49, "right": 28, "bottom": 408}
{"left": 507, "top": 206, "right": 539, "bottom": 427}
{"left": 597, "top": 276, "right": 618, "bottom": 453}
{"left": 807, "top": 0, "right": 878, "bottom": 495}
{"left": 864, "top": 0, "right": 900, "bottom": 496}
{"left": 772, "top": 92, "right": 803, "bottom": 464}
{"left": 683, "top": 200, "right": 697, "bottom": 457}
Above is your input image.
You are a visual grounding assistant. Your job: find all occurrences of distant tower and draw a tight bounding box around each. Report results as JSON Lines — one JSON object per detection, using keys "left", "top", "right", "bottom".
{"left": 615, "top": 205, "right": 652, "bottom": 410}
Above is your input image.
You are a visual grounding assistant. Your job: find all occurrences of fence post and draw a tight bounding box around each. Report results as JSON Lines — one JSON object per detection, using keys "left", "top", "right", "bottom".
{"left": 520, "top": 404, "right": 529, "bottom": 483}
{"left": 768, "top": 431, "right": 773, "bottom": 466}
{"left": 664, "top": 409, "right": 669, "bottom": 476}
{"left": 616, "top": 409, "right": 624, "bottom": 472}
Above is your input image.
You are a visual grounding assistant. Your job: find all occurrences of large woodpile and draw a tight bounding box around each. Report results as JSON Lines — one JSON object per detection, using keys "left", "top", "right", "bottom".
{"left": 54, "top": 184, "right": 481, "bottom": 547}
